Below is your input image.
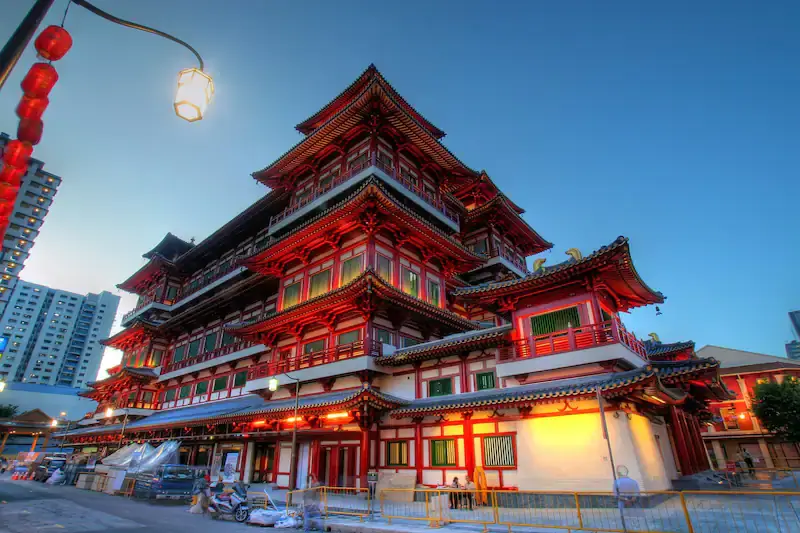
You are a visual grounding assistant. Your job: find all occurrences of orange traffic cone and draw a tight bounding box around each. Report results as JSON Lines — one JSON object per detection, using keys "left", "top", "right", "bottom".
{"left": 10, "top": 472, "right": 17, "bottom": 480}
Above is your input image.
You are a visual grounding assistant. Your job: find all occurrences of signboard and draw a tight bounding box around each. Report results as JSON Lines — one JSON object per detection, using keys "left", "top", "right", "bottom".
{"left": 222, "top": 452, "right": 239, "bottom": 483}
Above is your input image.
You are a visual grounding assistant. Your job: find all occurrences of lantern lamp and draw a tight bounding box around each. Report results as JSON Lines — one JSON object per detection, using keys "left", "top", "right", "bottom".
{"left": 174, "top": 68, "right": 214, "bottom": 122}
{"left": 2, "top": 140, "right": 33, "bottom": 169}
{"left": 34, "top": 26, "right": 73, "bottom": 62}
{"left": 17, "top": 119, "right": 44, "bottom": 146}
{"left": 21, "top": 63, "right": 58, "bottom": 98}
{"left": 267, "top": 377, "right": 279, "bottom": 392}
{"left": 16, "top": 95, "right": 49, "bottom": 121}
{"left": 0, "top": 164, "right": 25, "bottom": 187}
{"left": 105, "top": 407, "right": 114, "bottom": 418}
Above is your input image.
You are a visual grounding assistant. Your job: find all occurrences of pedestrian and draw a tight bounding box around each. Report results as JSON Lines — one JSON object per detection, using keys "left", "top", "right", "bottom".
{"left": 742, "top": 450, "right": 756, "bottom": 476}
{"left": 462, "top": 475, "right": 475, "bottom": 510}
{"left": 449, "top": 477, "right": 460, "bottom": 509}
{"left": 303, "top": 473, "right": 322, "bottom": 532}
{"left": 613, "top": 466, "right": 640, "bottom": 513}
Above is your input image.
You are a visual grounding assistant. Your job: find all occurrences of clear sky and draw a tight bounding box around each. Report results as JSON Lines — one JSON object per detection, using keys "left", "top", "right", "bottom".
{"left": 1, "top": 0, "right": 798, "bottom": 379}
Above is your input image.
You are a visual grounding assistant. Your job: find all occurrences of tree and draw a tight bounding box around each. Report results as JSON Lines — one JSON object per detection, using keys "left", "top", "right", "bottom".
{"left": 753, "top": 380, "right": 800, "bottom": 443}
{"left": 0, "top": 404, "right": 19, "bottom": 418}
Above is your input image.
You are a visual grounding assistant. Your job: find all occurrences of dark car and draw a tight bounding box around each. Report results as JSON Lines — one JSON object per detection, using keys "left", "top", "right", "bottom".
{"left": 34, "top": 457, "right": 66, "bottom": 482}
{"left": 133, "top": 464, "right": 200, "bottom": 501}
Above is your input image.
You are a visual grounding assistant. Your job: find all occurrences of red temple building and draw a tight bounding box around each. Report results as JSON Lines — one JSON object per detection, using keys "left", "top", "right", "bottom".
{"left": 65, "top": 65, "right": 730, "bottom": 491}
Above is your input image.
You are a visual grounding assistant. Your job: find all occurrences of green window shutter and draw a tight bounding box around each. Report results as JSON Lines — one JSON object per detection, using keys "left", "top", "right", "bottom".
{"left": 476, "top": 372, "right": 496, "bottom": 391}
{"left": 204, "top": 333, "right": 218, "bottom": 353}
{"left": 309, "top": 270, "right": 331, "bottom": 298}
{"left": 151, "top": 349, "right": 163, "bottom": 366}
{"left": 179, "top": 385, "right": 192, "bottom": 399}
{"left": 375, "top": 329, "right": 393, "bottom": 345}
{"left": 338, "top": 330, "right": 360, "bottom": 345}
{"left": 188, "top": 340, "right": 200, "bottom": 358}
{"left": 212, "top": 376, "right": 228, "bottom": 392}
{"left": 233, "top": 371, "right": 247, "bottom": 387}
{"left": 429, "top": 378, "right": 452, "bottom": 397}
{"left": 529, "top": 306, "right": 581, "bottom": 336}
{"left": 142, "top": 391, "right": 153, "bottom": 403}
{"left": 431, "top": 439, "right": 456, "bottom": 466}
{"left": 402, "top": 268, "right": 419, "bottom": 297}
{"left": 172, "top": 345, "right": 186, "bottom": 363}
{"left": 165, "top": 389, "right": 176, "bottom": 402}
{"left": 283, "top": 282, "right": 301, "bottom": 308}
{"left": 304, "top": 340, "right": 326, "bottom": 354}
{"left": 483, "top": 436, "right": 515, "bottom": 467}
{"left": 427, "top": 280, "right": 440, "bottom": 306}
{"left": 386, "top": 441, "right": 408, "bottom": 466}
{"left": 341, "top": 256, "right": 363, "bottom": 285}
{"left": 195, "top": 381, "right": 208, "bottom": 395}
{"left": 222, "top": 332, "right": 236, "bottom": 346}
{"left": 166, "top": 286, "right": 178, "bottom": 301}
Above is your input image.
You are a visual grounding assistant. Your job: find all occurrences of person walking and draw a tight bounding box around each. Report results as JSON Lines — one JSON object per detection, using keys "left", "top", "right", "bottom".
{"left": 742, "top": 449, "right": 756, "bottom": 476}
{"left": 613, "top": 465, "right": 640, "bottom": 530}
{"left": 303, "top": 473, "right": 322, "bottom": 532}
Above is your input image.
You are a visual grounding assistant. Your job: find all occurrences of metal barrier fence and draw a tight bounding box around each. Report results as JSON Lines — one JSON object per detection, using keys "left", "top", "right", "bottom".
{"left": 377, "top": 488, "right": 800, "bottom": 533}
{"left": 287, "top": 486, "right": 371, "bottom": 521}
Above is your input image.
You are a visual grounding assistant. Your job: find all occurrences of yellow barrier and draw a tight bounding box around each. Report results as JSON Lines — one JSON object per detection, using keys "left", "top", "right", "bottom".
{"left": 287, "top": 486, "right": 371, "bottom": 521}
{"left": 376, "top": 488, "right": 800, "bottom": 533}
{"left": 720, "top": 468, "right": 800, "bottom": 490}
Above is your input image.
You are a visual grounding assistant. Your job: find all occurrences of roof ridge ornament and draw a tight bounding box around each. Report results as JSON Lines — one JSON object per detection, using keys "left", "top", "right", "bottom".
{"left": 532, "top": 258, "right": 546, "bottom": 273}
{"left": 565, "top": 248, "right": 582, "bottom": 261}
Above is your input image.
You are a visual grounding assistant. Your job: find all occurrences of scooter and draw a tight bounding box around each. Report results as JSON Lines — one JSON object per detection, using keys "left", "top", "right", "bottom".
{"left": 209, "top": 481, "right": 250, "bottom": 522}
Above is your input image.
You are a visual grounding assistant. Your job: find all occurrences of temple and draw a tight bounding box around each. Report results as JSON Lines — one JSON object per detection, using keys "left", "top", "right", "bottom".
{"left": 64, "top": 65, "right": 730, "bottom": 491}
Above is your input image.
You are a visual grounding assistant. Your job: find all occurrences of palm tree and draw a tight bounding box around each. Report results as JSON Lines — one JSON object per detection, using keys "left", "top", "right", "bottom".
{"left": 0, "top": 404, "right": 19, "bottom": 418}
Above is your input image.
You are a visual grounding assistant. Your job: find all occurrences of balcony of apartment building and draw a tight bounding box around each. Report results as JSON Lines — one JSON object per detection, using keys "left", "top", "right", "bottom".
{"left": 266, "top": 151, "right": 460, "bottom": 236}
{"left": 495, "top": 318, "right": 649, "bottom": 378}
{"left": 244, "top": 339, "right": 386, "bottom": 393}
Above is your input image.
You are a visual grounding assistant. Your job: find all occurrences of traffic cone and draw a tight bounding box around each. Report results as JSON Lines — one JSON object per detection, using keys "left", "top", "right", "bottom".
{"left": 10, "top": 472, "right": 17, "bottom": 480}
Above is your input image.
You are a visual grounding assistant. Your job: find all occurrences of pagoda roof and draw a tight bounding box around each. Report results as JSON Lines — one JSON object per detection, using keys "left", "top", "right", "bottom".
{"left": 644, "top": 339, "right": 696, "bottom": 359}
{"left": 390, "top": 358, "right": 720, "bottom": 417}
{"left": 117, "top": 255, "right": 174, "bottom": 293}
{"left": 143, "top": 233, "right": 193, "bottom": 261}
{"left": 226, "top": 270, "right": 478, "bottom": 342}
{"left": 79, "top": 367, "right": 158, "bottom": 401}
{"left": 242, "top": 178, "right": 485, "bottom": 275}
{"left": 464, "top": 193, "right": 552, "bottom": 255}
{"left": 455, "top": 171, "right": 524, "bottom": 213}
{"left": 295, "top": 64, "right": 446, "bottom": 140}
{"left": 253, "top": 67, "right": 476, "bottom": 190}
{"left": 454, "top": 236, "right": 665, "bottom": 312}
{"left": 375, "top": 324, "right": 512, "bottom": 366}
{"left": 100, "top": 320, "right": 158, "bottom": 350}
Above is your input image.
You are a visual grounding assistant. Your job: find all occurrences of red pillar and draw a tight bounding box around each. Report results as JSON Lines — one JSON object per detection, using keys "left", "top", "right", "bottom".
{"left": 310, "top": 439, "right": 321, "bottom": 479}
{"left": 414, "top": 418, "right": 424, "bottom": 484}
{"left": 679, "top": 411, "right": 699, "bottom": 475}
{"left": 272, "top": 441, "right": 281, "bottom": 484}
{"left": 414, "top": 363, "right": 422, "bottom": 399}
{"left": 360, "top": 425, "right": 370, "bottom": 489}
{"left": 459, "top": 355, "right": 469, "bottom": 393}
{"left": 239, "top": 441, "right": 249, "bottom": 481}
{"left": 689, "top": 415, "right": 709, "bottom": 471}
{"left": 670, "top": 407, "right": 692, "bottom": 475}
{"left": 462, "top": 413, "right": 475, "bottom": 479}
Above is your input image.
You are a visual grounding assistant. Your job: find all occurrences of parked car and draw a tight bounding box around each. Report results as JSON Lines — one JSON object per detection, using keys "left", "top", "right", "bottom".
{"left": 133, "top": 464, "right": 200, "bottom": 500}
{"left": 34, "top": 457, "right": 66, "bottom": 482}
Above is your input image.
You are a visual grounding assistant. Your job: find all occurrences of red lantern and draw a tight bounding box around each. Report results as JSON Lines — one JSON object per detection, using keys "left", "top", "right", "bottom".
{"left": 21, "top": 63, "right": 58, "bottom": 98}
{"left": 17, "top": 119, "right": 43, "bottom": 146}
{"left": 0, "top": 164, "right": 25, "bottom": 187}
{"left": 2, "top": 140, "right": 33, "bottom": 169}
{"left": 16, "top": 95, "right": 48, "bottom": 121}
{"left": 34, "top": 26, "right": 72, "bottom": 61}
{"left": 0, "top": 183, "right": 19, "bottom": 202}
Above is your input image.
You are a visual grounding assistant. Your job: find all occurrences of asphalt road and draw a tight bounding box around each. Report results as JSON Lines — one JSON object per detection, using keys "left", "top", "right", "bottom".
{"left": 0, "top": 478, "right": 248, "bottom": 533}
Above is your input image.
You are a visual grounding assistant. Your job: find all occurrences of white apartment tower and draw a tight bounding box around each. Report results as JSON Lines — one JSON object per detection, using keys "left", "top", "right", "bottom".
{"left": 0, "top": 281, "right": 119, "bottom": 387}
{"left": 0, "top": 133, "right": 62, "bottom": 317}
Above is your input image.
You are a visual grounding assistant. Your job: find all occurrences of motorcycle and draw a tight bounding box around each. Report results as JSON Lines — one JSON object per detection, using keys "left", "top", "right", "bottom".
{"left": 209, "top": 481, "right": 250, "bottom": 522}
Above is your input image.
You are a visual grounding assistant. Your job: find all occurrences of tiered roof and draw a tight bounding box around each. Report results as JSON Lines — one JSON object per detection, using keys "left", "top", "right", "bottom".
{"left": 464, "top": 193, "right": 552, "bottom": 255}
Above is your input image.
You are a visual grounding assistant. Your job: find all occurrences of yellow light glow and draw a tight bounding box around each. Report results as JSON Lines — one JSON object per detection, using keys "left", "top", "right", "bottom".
{"left": 0, "top": 381, "right": 5, "bottom": 392}
{"left": 50, "top": 419, "right": 57, "bottom": 427}
{"left": 174, "top": 68, "right": 214, "bottom": 122}
{"left": 267, "top": 377, "right": 279, "bottom": 392}
{"left": 105, "top": 407, "right": 114, "bottom": 418}
{"left": 326, "top": 412, "right": 350, "bottom": 420}
{"left": 739, "top": 413, "right": 746, "bottom": 420}
{"left": 285, "top": 417, "right": 300, "bottom": 423}
{"left": 60, "top": 411, "right": 66, "bottom": 417}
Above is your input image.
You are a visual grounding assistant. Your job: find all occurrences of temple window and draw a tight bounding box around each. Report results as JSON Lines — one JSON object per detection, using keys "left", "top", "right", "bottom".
{"left": 212, "top": 376, "right": 228, "bottom": 392}
{"left": 142, "top": 391, "right": 153, "bottom": 406}
{"left": 350, "top": 152, "right": 368, "bottom": 170}
{"left": 529, "top": 306, "right": 581, "bottom": 336}
{"left": 376, "top": 254, "right": 392, "bottom": 283}
{"left": 179, "top": 384, "right": 192, "bottom": 399}
{"left": 282, "top": 282, "right": 301, "bottom": 309}
{"left": 756, "top": 378, "right": 770, "bottom": 386}
{"left": 296, "top": 187, "right": 313, "bottom": 206}
{"left": 386, "top": 441, "right": 408, "bottom": 467}
{"left": 483, "top": 435, "right": 515, "bottom": 467}
{"left": 195, "top": 381, "right": 209, "bottom": 396}
{"left": 166, "top": 286, "right": 178, "bottom": 302}
{"left": 427, "top": 280, "right": 440, "bottom": 307}
{"left": 308, "top": 269, "right": 331, "bottom": 299}
{"left": 221, "top": 331, "right": 236, "bottom": 347}
{"left": 428, "top": 377, "right": 453, "bottom": 397}
{"left": 304, "top": 339, "right": 326, "bottom": 354}
{"left": 187, "top": 339, "right": 201, "bottom": 358}
{"left": 203, "top": 332, "right": 218, "bottom": 353}
{"left": 150, "top": 349, "right": 163, "bottom": 367}
{"left": 720, "top": 407, "right": 740, "bottom": 430}
{"left": 340, "top": 255, "right": 364, "bottom": 285}
{"left": 400, "top": 336, "right": 420, "bottom": 348}
{"left": 476, "top": 371, "right": 496, "bottom": 391}
{"left": 164, "top": 389, "right": 176, "bottom": 402}
{"left": 430, "top": 439, "right": 456, "bottom": 467}
{"left": 337, "top": 329, "right": 360, "bottom": 345}
{"left": 401, "top": 268, "right": 420, "bottom": 297}
{"left": 375, "top": 328, "right": 393, "bottom": 346}
{"left": 172, "top": 345, "right": 186, "bottom": 363}
{"left": 471, "top": 238, "right": 488, "bottom": 255}
{"left": 233, "top": 371, "right": 247, "bottom": 388}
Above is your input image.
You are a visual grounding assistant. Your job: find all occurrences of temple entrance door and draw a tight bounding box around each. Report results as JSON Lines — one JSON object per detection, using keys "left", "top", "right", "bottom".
{"left": 337, "top": 447, "right": 358, "bottom": 487}
{"left": 319, "top": 446, "right": 333, "bottom": 486}
{"left": 252, "top": 443, "right": 275, "bottom": 483}
{"left": 319, "top": 445, "right": 357, "bottom": 487}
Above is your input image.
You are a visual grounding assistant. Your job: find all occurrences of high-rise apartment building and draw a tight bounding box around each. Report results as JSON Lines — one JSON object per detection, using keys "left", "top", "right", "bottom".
{"left": 0, "top": 133, "right": 62, "bottom": 317}
{"left": 0, "top": 280, "right": 119, "bottom": 387}
{"left": 786, "top": 311, "right": 800, "bottom": 360}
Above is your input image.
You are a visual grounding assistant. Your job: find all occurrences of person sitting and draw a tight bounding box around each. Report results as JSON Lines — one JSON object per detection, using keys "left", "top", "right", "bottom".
{"left": 449, "top": 477, "right": 460, "bottom": 509}
{"left": 461, "top": 475, "right": 476, "bottom": 510}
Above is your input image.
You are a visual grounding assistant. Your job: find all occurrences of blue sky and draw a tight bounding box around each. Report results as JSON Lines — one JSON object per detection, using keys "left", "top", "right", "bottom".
{"left": 1, "top": 0, "right": 798, "bottom": 377}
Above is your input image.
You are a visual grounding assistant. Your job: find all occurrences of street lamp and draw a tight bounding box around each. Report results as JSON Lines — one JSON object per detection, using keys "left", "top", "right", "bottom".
{"left": 105, "top": 406, "right": 113, "bottom": 418}
{"left": 0, "top": 0, "right": 213, "bottom": 121}
{"left": 270, "top": 373, "right": 301, "bottom": 503}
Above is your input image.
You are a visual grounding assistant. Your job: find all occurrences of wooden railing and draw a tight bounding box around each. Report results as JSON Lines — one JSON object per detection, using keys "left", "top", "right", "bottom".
{"left": 498, "top": 320, "right": 648, "bottom": 362}
{"left": 268, "top": 152, "right": 460, "bottom": 228}
{"left": 486, "top": 247, "right": 529, "bottom": 273}
{"left": 247, "top": 339, "right": 382, "bottom": 380}
{"left": 162, "top": 341, "right": 254, "bottom": 374}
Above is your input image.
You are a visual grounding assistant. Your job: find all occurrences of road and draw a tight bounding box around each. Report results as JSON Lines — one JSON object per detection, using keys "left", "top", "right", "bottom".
{"left": 0, "top": 478, "right": 248, "bottom": 533}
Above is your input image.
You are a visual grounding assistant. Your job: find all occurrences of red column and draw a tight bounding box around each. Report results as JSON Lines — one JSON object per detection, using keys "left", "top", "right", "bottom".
{"left": 459, "top": 355, "right": 469, "bottom": 393}
{"left": 670, "top": 407, "right": 692, "bottom": 475}
{"left": 462, "top": 414, "right": 475, "bottom": 479}
{"left": 679, "top": 411, "right": 700, "bottom": 475}
{"left": 414, "top": 363, "right": 422, "bottom": 399}
{"left": 360, "top": 426, "right": 370, "bottom": 489}
{"left": 272, "top": 441, "right": 281, "bottom": 484}
{"left": 311, "top": 439, "right": 321, "bottom": 479}
{"left": 689, "top": 415, "right": 709, "bottom": 471}
{"left": 239, "top": 441, "right": 249, "bottom": 481}
{"left": 414, "top": 418, "right": 424, "bottom": 484}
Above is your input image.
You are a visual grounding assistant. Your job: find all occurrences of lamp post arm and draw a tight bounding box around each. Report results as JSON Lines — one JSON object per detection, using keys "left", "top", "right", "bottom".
{"left": 71, "top": 0, "right": 204, "bottom": 70}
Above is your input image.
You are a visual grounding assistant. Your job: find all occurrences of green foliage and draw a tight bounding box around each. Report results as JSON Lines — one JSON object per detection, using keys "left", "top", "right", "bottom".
{"left": 753, "top": 380, "right": 800, "bottom": 443}
{"left": 0, "top": 404, "right": 19, "bottom": 418}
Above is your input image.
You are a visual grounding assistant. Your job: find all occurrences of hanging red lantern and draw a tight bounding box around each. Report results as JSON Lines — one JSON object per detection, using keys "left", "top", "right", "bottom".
{"left": 0, "top": 183, "right": 19, "bottom": 202}
{"left": 17, "top": 119, "right": 43, "bottom": 146}
{"left": 20, "top": 63, "right": 58, "bottom": 98}
{"left": 0, "top": 164, "right": 25, "bottom": 187}
{"left": 16, "top": 95, "right": 49, "bottom": 121}
{"left": 2, "top": 140, "right": 33, "bottom": 169}
{"left": 34, "top": 26, "right": 72, "bottom": 62}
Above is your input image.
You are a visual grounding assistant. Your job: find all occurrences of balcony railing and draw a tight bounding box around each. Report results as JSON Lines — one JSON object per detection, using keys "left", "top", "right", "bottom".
{"left": 247, "top": 339, "right": 382, "bottom": 381}
{"left": 178, "top": 260, "right": 243, "bottom": 301}
{"left": 486, "top": 247, "right": 529, "bottom": 273}
{"left": 268, "top": 152, "right": 459, "bottom": 228}
{"left": 162, "top": 341, "right": 254, "bottom": 374}
{"left": 498, "top": 320, "right": 648, "bottom": 362}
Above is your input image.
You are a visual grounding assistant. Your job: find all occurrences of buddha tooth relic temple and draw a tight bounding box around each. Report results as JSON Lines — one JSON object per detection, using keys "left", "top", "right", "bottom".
{"left": 66, "top": 65, "right": 730, "bottom": 491}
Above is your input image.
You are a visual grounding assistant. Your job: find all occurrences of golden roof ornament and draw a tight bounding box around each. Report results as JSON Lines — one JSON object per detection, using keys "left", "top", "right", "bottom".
{"left": 648, "top": 332, "right": 660, "bottom": 343}
{"left": 532, "top": 258, "right": 547, "bottom": 272}
{"left": 565, "top": 248, "right": 582, "bottom": 261}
